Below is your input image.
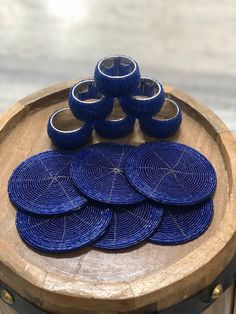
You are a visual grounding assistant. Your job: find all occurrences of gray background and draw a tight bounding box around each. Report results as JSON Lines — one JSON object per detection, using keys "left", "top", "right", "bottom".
{"left": 0, "top": 0, "right": 235, "bottom": 132}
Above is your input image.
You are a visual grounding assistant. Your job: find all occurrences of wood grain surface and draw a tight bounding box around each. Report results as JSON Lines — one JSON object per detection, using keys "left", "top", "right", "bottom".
{"left": 0, "top": 82, "right": 236, "bottom": 314}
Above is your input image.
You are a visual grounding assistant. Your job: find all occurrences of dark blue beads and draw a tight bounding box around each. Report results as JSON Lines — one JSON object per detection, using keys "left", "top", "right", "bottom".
{"left": 9, "top": 56, "right": 216, "bottom": 253}
{"left": 94, "top": 55, "right": 140, "bottom": 97}
{"left": 139, "top": 98, "right": 182, "bottom": 138}
{"left": 94, "top": 114, "right": 135, "bottom": 139}
{"left": 124, "top": 141, "right": 217, "bottom": 206}
{"left": 47, "top": 108, "right": 93, "bottom": 150}
{"left": 149, "top": 200, "right": 214, "bottom": 245}
{"left": 71, "top": 143, "right": 145, "bottom": 205}
{"left": 8, "top": 150, "right": 87, "bottom": 215}
{"left": 10, "top": 140, "right": 216, "bottom": 252}
{"left": 94, "top": 100, "right": 135, "bottom": 139}
{"left": 47, "top": 56, "right": 183, "bottom": 145}
{"left": 120, "top": 77, "right": 165, "bottom": 118}
{"left": 69, "top": 79, "right": 114, "bottom": 122}
{"left": 94, "top": 201, "right": 163, "bottom": 250}
{"left": 16, "top": 203, "right": 112, "bottom": 253}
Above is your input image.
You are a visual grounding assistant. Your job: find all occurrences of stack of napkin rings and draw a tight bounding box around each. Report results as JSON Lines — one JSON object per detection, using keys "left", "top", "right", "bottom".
{"left": 47, "top": 55, "right": 182, "bottom": 149}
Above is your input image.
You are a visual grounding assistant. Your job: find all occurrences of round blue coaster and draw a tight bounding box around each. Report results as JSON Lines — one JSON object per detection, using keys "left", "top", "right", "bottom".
{"left": 8, "top": 150, "right": 87, "bottom": 215}
{"left": 71, "top": 143, "right": 145, "bottom": 205}
{"left": 124, "top": 141, "right": 217, "bottom": 205}
{"left": 149, "top": 199, "right": 214, "bottom": 245}
{"left": 16, "top": 204, "right": 112, "bottom": 253}
{"left": 94, "top": 201, "right": 163, "bottom": 250}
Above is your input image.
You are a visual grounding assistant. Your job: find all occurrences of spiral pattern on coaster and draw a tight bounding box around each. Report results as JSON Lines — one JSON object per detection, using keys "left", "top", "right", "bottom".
{"left": 94, "top": 55, "right": 140, "bottom": 97}
{"left": 94, "top": 115, "right": 135, "bottom": 139}
{"left": 69, "top": 79, "right": 114, "bottom": 122}
{"left": 124, "top": 141, "right": 217, "bottom": 205}
{"left": 71, "top": 143, "right": 145, "bottom": 205}
{"left": 120, "top": 77, "right": 165, "bottom": 118}
{"left": 16, "top": 204, "right": 112, "bottom": 253}
{"left": 8, "top": 150, "right": 87, "bottom": 215}
{"left": 149, "top": 199, "right": 214, "bottom": 245}
{"left": 94, "top": 201, "right": 163, "bottom": 250}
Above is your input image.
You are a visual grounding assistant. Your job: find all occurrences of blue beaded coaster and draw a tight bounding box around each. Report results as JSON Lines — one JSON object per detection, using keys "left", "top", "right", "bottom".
{"left": 149, "top": 199, "right": 214, "bottom": 245}
{"left": 71, "top": 143, "right": 145, "bottom": 205}
{"left": 8, "top": 150, "right": 87, "bottom": 215}
{"left": 16, "top": 204, "right": 112, "bottom": 253}
{"left": 94, "top": 201, "right": 163, "bottom": 250}
{"left": 124, "top": 141, "right": 217, "bottom": 205}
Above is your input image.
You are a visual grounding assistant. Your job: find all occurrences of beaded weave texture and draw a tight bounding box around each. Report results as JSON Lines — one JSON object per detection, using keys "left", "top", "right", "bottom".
{"left": 149, "top": 199, "right": 214, "bottom": 245}
{"left": 16, "top": 203, "right": 112, "bottom": 253}
{"left": 94, "top": 56, "right": 141, "bottom": 97}
{"left": 120, "top": 78, "right": 165, "bottom": 118}
{"left": 69, "top": 81, "right": 114, "bottom": 122}
{"left": 124, "top": 141, "right": 217, "bottom": 205}
{"left": 71, "top": 143, "right": 145, "bottom": 205}
{"left": 94, "top": 114, "right": 135, "bottom": 139}
{"left": 47, "top": 115, "right": 93, "bottom": 150}
{"left": 8, "top": 151, "right": 87, "bottom": 215}
{"left": 10, "top": 54, "right": 218, "bottom": 253}
{"left": 139, "top": 100, "right": 182, "bottom": 138}
{"left": 94, "top": 201, "right": 163, "bottom": 250}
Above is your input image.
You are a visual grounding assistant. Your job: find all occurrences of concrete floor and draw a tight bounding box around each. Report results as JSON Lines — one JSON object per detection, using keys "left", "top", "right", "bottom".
{"left": 0, "top": 0, "right": 235, "bottom": 131}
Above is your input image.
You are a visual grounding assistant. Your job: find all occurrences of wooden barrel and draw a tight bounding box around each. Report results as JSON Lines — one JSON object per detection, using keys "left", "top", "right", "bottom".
{"left": 0, "top": 82, "right": 236, "bottom": 314}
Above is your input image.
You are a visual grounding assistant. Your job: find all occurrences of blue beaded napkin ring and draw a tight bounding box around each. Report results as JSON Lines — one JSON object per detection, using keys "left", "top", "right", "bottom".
{"left": 69, "top": 79, "right": 114, "bottom": 122}
{"left": 120, "top": 77, "right": 165, "bottom": 118}
{"left": 94, "top": 55, "right": 140, "bottom": 97}
{"left": 94, "top": 100, "right": 135, "bottom": 139}
{"left": 47, "top": 108, "right": 93, "bottom": 149}
{"left": 139, "top": 97, "right": 182, "bottom": 138}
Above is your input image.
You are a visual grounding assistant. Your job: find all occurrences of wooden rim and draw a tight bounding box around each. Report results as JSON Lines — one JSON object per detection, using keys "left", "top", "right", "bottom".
{"left": 0, "top": 82, "right": 236, "bottom": 312}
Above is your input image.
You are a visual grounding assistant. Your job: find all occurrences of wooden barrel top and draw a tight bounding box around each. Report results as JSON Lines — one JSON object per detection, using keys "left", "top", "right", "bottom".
{"left": 0, "top": 81, "right": 236, "bottom": 314}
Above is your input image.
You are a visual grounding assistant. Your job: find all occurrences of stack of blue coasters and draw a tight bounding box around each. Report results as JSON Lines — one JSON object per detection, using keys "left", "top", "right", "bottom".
{"left": 124, "top": 141, "right": 216, "bottom": 245}
{"left": 8, "top": 151, "right": 113, "bottom": 252}
{"left": 8, "top": 141, "right": 216, "bottom": 252}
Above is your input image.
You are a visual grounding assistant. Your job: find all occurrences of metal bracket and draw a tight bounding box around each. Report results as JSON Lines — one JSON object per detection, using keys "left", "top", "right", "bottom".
{"left": 0, "top": 282, "right": 47, "bottom": 314}
{"left": 159, "top": 253, "right": 236, "bottom": 314}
